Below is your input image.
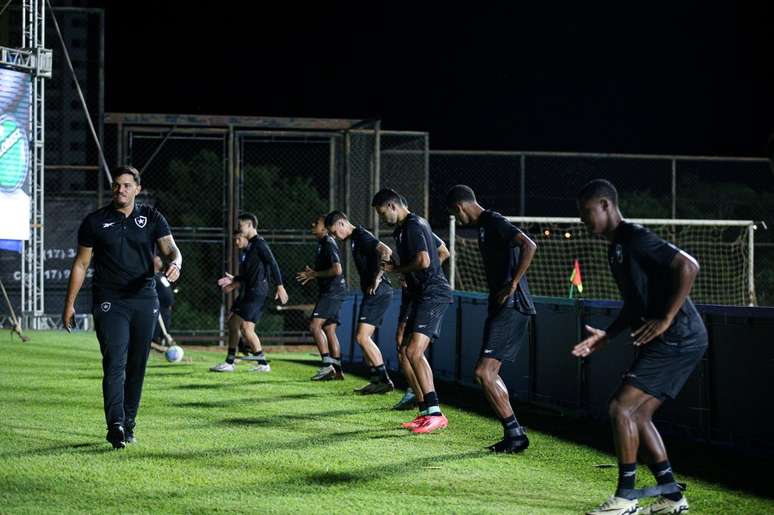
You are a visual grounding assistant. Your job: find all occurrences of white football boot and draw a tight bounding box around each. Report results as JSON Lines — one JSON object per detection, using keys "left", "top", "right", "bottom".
{"left": 209, "top": 362, "right": 235, "bottom": 372}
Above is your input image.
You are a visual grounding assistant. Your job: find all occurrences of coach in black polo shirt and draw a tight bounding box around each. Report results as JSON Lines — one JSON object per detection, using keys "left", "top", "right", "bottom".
{"left": 62, "top": 166, "right": 182, "bottom": 449}
{"left": 446, "top": 185, "right": 536, "bottom": 454}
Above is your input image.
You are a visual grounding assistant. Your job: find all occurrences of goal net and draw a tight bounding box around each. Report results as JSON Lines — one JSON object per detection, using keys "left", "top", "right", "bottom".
{"left": 450, "top": 216, "right": 756, "bottom": 306}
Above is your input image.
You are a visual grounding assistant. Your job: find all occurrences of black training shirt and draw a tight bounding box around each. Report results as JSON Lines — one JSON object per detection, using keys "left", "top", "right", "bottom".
{"left": 235, "top": 235, "right": 283, "bottom": 297}
{"left": 315, "top": 234, "right": 346, "bottom": 296}
{"left": 350, "top": 225, "right": 391, "bottom": 294}
{"left": 393, "top": 213, "right": 450, "bottom": 300}
{"left": 77, "top": 203, "right": 171, "bottom": 299}
{"left": 477, "top": 210, "right": 536, "bottom": 315}
{"left": 609, "top": 221, "right": 702, "bottom": 338}
{"left": 399, "top": 232, "right": 445, "bottom": 299}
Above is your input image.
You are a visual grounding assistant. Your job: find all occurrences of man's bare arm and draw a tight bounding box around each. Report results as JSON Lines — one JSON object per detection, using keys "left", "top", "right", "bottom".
{"left": 62, "top": 246, "right": 93, "bottom": 330}
{"left": 438, "top": 242, "right": 450, "bottom": 264}
{"left": 157, "top": 234, "right": 182, "bottom": 281}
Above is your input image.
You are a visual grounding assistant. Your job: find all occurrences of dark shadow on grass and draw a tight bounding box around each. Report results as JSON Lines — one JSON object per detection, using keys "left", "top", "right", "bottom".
{"left": 0, "top": 441, "right": 103, "bottom": 458}
{"left": 430, "top": 378, "right": 774, "bottom": 499}
{"left": 333, "top": 363, "right": 774, "bottom": 499}
{"left": 145, "top": 369, "right": 195, "bottom": 377}
{"left": 169, "top": 382, "right": 239, "bottom": 390}
{"left": 220, "top": 407, "right": 373, "bottom": 428}
{"left": 174, "top": 393, "right": 322, "bottom": 409}
{"left": 368, "top": 433, "right": 411, "bottom": 440}
{"left": 300, "top": 450, "right": 487, "bottom": 486}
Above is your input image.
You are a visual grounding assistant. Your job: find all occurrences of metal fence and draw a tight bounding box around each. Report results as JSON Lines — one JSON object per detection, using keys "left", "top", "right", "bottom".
{"left": 426, "top": 150, "right": 773, "bottom": 306}
{"left": 95, "top": 116, "right": 429, "bottom": 341}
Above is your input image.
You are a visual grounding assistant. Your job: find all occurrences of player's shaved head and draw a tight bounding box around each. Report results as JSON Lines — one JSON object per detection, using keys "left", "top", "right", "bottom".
{"left": 445, "top": 185, "right": 476, "bottom": 207}
{"left": 577, "top": 179, "right": 619, "bottom": 206}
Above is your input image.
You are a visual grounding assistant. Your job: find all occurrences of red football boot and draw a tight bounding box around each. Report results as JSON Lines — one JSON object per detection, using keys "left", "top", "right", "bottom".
{"left": 411, "top": 414, "right": 448, "bottom": 434}
{"left": 401, "top": 415, "right": 428, "bottom": 429}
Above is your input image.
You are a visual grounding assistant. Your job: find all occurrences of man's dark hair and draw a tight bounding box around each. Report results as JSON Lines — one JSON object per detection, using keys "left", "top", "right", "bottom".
{"left": 324, "top": 210, "right": 348, "bottom": 228}
{"left": 111, "top": 165, "right": 141, "bottom": 185}
{"left": 371, "top": 188, "right": 405, "bottom": 208}
{"left": 577, "top": 179, "right": 619, "bottom": 205}
{"left": 232, "top": 230, "right": 243, "bottom": 237}
{"left": 445, "top": 184, "right": 476, "bottom": 207}
{"left": 238, "top": 212, "right": 258, "bottom": 228}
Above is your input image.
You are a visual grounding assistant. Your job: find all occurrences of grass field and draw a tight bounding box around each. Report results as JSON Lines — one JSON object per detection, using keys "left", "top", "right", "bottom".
{"left": 1, "top": 331, "right": 772, "bottom": 514}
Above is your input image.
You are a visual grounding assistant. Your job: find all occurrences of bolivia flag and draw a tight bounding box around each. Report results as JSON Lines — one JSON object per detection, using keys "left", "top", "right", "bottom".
{"left": 569, "top": 259, "right": 583, "bottom": 298}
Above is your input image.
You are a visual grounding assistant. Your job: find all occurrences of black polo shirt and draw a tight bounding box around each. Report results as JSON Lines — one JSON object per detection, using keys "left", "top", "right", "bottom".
{"left": 350, "top": 225, "right": 391, "bottom": 294}
{"left": 235, "top": 235, "right": 283, "bottom": 297}
{"left": 393, "top": 213, "right": 450, "bottom": 300}
{"left": 609, "top": 221, "right": 701, "bottom": 337}
{"left": 477, "top": 210, "right": 536, "bottom": 315}
{"left": 77, "top": 204, "right": 171, "bottom": 300}
{"left": 315, "top": 234, "right": 346, "bottom": 296}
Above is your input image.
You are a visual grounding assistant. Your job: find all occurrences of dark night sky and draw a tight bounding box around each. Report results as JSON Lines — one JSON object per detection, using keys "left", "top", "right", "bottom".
{"left": 94, "top": 1, "right": 773, "bottom": 156}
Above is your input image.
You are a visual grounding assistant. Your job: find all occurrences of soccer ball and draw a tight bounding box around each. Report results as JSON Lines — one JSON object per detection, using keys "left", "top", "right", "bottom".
{"left": 165, "top": 345, "right": 184, "bottom": 363}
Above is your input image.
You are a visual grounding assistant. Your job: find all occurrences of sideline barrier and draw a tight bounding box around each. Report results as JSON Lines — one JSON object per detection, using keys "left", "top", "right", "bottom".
{"left": 339, "top": 289, "right": 774, "bottom": 450}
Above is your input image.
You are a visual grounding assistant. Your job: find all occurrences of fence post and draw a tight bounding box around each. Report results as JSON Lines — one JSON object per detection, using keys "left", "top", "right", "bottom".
{"left": 749, "top": 223, "right": 756, "bottom": 306}
{"left": 671, "top": 159, "right": 677, "bottom": 219}
{"left": 344, "top": 131, "right": 353, "bottom": 288}
{"left": 424, "top": 133, "right": 430, "bottom": 220}
{"left": 329, "top": 137, "right": 336, "bottom": 211}
{"left": 373, "top": 121, "right": 381, "bottom": 238}
{"left": 519, "top": 153, "right": 526, "bottom": 216}
{"left": 449, "top": 215, "right": 456, "bottom": 290}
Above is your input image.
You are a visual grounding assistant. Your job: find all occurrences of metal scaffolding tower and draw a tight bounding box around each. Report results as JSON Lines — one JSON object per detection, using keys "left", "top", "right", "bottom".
{"left": 0, "top": 0, "right": 51, "bottom": 327}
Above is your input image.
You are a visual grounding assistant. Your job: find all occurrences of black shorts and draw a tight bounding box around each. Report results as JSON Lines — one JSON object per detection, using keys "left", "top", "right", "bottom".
{"left": 480, "top": 303, "right": 530, "bottom": 362}
{"left": 358, "top": 286, "right": 393, "bottom": 327}
{"left": 405, "top": 295, "right": 450, "bottom": 341}
{"left": 231, "top": 295, "right": 265, "bottom": 324}
{"left": 312, "top": 294, "right": 344, "bottom": 326}
{"left": 622, "top": 330, "right": 708, "bottom": 401}
{"left": 398, "top": 290, "right": 414, "bottom": 325}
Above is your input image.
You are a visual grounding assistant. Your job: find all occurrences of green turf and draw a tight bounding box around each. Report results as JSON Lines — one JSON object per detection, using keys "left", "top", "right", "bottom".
{"left": 0, "top": 331, "right": 771, "bottom": 514}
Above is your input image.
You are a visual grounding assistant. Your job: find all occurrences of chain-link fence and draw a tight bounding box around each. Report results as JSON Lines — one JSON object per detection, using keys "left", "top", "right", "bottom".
{"left": 95, "top": 117, "right": 429, "bottom": 340}
{"left": 431, "top": 151, "right": 773, "bottom": 306}
{"left": 238, "top": 132, "right": 334, "bottom": 337}
{"left": 124, "top": 130, "right": 229, "bottom": 339}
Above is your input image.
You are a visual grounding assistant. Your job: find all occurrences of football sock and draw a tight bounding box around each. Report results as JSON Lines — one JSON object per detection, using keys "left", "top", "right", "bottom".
{"left": 649, "top": 460, "right": 682, "bottom": 501}
{"left": 424, "top": 391, "right": 442, "bottom": 416}
{"left": 418, "top": 401, "right": 428, "bottom": 416}
{"left": 321, "top": 353, "right": 331, "bottom": 367}
{"left": 375, "top": 364, "right": 390, "bottom": 383}
{"left": 255, "top": 351, "right": 268, "bottom": 366}
{"left": 615, "top": 463, "right": 637, "bottom": 499}
{"left": 500, "top": 414, "right": 524, "bottom": 438}
{"left": 368, "top": 367, "right": 378, "bottom": 382}
{"left": 225, "top": 349, "right": 236, "bottom": 365}
{"left": 330, "top": 356, "right": 342, "bottom": 373}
